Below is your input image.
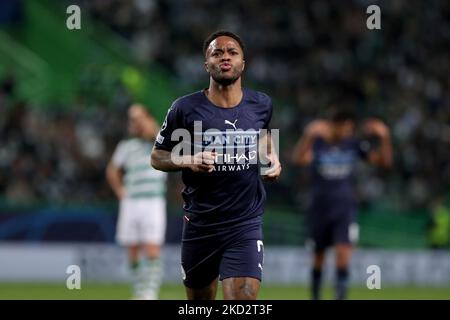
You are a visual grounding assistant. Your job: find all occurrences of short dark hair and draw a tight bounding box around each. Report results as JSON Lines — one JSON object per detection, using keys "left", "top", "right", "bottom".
{"left": 203, "top": 30, "right": 245, "bottom": 57}
{"left": 330, "top": 110, "right": 356, "bottom": 124}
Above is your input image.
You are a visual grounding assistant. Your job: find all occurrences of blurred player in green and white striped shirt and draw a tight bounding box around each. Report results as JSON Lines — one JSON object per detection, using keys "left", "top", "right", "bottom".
{"left": 107, "top": 104, "right": 167, "bottom": 300}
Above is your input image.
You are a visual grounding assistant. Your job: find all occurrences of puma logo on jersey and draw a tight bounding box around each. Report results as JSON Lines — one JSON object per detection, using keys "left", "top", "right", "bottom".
{"left": 225, "top": 119, "right": 238, "bottom": 130}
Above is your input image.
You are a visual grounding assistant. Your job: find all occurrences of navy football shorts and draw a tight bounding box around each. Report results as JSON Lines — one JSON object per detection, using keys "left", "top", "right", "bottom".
{"left": 181, "top": 221, "right": 264, "bottom": 289}
{"left": 307, "top": 201, "right": 359, "bottom": 252}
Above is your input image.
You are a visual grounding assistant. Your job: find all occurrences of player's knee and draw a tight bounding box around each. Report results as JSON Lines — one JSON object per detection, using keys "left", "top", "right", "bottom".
{"left": 237, "top": 283, "right": 258, "bottom": 300}
{"left": 313, "top": 250, "right": 325, "bottom": 267}
{"left": 186, "top": 285, "right": 217, "bottom": 300}
{"left": 335, "top": 244, "right": 352, "bottom": 267}
{"left": 144, "top": 244, "right": 161, "bottom": 258}
{"left": 223, "top": 278, "right": 259, "bottom": 300}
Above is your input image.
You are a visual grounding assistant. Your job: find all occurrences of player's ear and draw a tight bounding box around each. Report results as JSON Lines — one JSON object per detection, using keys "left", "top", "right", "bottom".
{"left": 242, "top": 59, "right": 245, "bottom": 71}
{"left": 204, "top": 60, "right": 209, "bottom": 72}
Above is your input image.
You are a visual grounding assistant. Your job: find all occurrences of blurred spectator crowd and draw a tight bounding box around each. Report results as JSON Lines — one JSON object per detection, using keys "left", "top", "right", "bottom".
{"left": 0, "top": 75, "right": 130, "bottom": 204}
{"left": 1, "top": 0, "right": 450, "bottom": 213}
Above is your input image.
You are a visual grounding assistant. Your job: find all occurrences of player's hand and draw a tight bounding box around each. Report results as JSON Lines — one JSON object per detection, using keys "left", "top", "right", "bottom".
{"left": 186, "top": 151, "right": 217, "bottom": 173}
{"left": 262, "top": 152, "right": 282, "bottom": 181}
{"left": 364, "top": 118, "right": 390, "bottom": 139}
{"left": 305, "top": 120, "right": 331, "bottom": 140}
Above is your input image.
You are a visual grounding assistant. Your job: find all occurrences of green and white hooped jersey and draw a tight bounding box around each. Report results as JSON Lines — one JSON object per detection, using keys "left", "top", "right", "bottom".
{"left": 112, "top": 138, "right": 167, "bottom": 199}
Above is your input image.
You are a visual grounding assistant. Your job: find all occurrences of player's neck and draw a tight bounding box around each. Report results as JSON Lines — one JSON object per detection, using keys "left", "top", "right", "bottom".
{"left": 205, "top": 79, "right": 243, "bottom": 108}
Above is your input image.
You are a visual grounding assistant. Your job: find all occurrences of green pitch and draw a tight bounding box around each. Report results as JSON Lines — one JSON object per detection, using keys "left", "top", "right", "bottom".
{"left": 0, "top": 283, "right": 449, "bottom": 300}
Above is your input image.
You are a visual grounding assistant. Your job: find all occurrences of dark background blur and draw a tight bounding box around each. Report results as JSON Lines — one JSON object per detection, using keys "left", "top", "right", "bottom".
{"left": 0, "top": 0, "right": 449, "bottom": 248}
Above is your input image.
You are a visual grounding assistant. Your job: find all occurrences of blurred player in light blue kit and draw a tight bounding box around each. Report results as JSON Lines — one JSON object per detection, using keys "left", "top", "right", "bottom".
{"left": 107, "top": 104, "right": 167, "bottom": 300}
{"left": 292, "top": 110, "right": 392, "bottom": 299}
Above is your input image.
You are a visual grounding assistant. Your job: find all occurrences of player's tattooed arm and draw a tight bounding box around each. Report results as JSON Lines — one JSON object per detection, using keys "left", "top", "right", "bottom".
{"left": 151, "top": 148, "right": 217, "bottom": 173}
{"left": 292, "top": 120, "right": 330, "bottom": 166}
{"left": 364, "top": 119, "right": 393, "bottom": 168}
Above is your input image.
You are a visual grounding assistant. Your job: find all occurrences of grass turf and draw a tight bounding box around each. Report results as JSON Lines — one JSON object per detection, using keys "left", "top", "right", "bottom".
{"left": 0, "top": 283, "right": 449, "bottom": 300}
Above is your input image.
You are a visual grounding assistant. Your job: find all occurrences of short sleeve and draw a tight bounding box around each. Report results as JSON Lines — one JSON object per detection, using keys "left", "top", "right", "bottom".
{"left": 154, "top": 100, "right": 183, "bottom": 151}
{"left": 264, "top": 103, "right": 273, "bottom": 130}
{"left": 255, "top": 93, "right": 273, "bottom": 143}
{"left": 111, "top": 141, "right": 127, "bottom": 167}
{"left": 262, "top": 96, "right": 273, "bottom": 130}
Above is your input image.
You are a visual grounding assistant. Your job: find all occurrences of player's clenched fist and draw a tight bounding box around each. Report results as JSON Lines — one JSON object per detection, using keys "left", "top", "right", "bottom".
{"left": 262, "top": 152, "right": 282, "bottom": 181}
{"left": 187, "top": 151, "right": 217, "bottom": 173}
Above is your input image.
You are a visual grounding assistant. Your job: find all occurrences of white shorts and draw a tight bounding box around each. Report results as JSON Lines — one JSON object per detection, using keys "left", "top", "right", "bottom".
{"left": 116, "top": 198, "right": 166, "bottom": 246}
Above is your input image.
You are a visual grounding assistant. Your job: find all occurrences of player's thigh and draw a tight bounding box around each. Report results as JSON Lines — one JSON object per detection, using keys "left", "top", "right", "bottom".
{"left": 308, "top": 216, "right": 333, "bottom": 252}
{"left": 332, "top": 214, "right": 359, "bottom": 246}
{"left": 116, "top": 199, "right": 139, "bottom": 245}
{"left": 219, "top": 238, "right": 264, "bottom": 300}
{"left": 181, "top": 239, "right": 223, "bottom": 292}
{"left": 332, "top": 215, "right": 358, "bottom": 267}
{"left": 138, "top": 198, "right": 167, "bottom": 246}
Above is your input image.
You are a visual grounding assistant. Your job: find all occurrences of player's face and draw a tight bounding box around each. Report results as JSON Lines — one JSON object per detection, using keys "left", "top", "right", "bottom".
{"left": 128, "top": 108, "right": 145, "bottom": 136}
{"left": 205, "top": 36, "right": 245, "bottom": 86}
{"left": 334, "top": 120, "right": 355, "bottom": 140}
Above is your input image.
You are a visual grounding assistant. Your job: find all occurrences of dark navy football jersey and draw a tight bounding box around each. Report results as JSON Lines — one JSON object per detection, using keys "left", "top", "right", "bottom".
{"left": 154, "top": 88, "right": 273, "bottom": 230}
{"left": 310, "top": 137, "right": 369, "bottom": 206}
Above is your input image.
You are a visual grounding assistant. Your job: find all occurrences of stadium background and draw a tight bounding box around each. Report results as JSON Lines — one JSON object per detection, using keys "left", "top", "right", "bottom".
{"left": 0, "top": 0, "right": 449, "bottom": 299}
